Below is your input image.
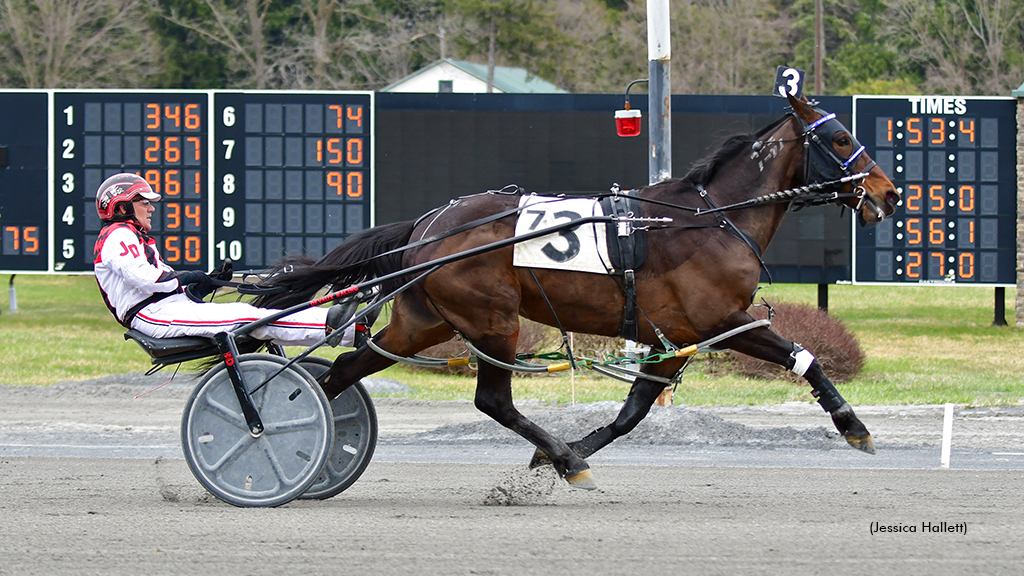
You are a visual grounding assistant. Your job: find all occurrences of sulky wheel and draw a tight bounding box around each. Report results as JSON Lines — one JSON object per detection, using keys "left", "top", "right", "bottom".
{"left": 180, "top": 353, "right": 334, "bottom": 507}
{"left": 296, "top": 356, "right": 378, "bottom": 500}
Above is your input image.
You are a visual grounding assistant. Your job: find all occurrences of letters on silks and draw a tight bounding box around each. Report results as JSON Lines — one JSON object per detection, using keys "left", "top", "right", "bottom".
{"left": 512, "top": 195, "right": 612, "bottom": 274}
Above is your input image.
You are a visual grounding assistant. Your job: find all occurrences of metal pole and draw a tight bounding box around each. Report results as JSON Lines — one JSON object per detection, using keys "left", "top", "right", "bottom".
{"left": 648, "top": 0, "right": 671, "bottom": 185}
{"left": 994, "top": 287, "right": 1007, "bottom": 326}
{"left": 8, "top": 275, "right": 16, "bottom": 314}
{"left": 817, "top": 283, "right": 828, "bottom": 312}
{"left": 648, "top": 0, "right": 672, "bottom": 406}
{"left": 814, "top": 0, "right": 824, "bottom": 94}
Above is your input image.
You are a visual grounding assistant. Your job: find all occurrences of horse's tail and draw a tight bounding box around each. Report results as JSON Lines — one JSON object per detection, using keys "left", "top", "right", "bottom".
{"left": 251, "top": 220, "right": 416, "bottom": 310}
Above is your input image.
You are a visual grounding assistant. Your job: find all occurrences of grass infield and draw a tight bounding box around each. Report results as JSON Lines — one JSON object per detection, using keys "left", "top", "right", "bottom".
{"left": 1, "top": 274, "right": 1021, "bottom": 406}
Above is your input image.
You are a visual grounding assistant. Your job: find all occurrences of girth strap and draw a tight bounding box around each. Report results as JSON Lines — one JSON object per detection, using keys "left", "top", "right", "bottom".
{"left": 599, "top": 191, "right": 646, "bottom": 341}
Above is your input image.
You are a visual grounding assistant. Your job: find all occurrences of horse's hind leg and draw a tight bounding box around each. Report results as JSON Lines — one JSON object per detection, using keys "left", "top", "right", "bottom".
{"left": 529, "top": 358, "right": 688, "bottom": 468}
{"left": 721, "top": 313, "right": 875, "bottom": 454}
{"left": 472, "top": 334, "right": 597, "bottom": 490}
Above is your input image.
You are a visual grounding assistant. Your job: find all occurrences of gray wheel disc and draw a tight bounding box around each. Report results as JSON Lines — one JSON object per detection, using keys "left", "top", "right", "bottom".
{"left": 297, "top": 357, "right": 378, "bottom": 500}
{"left": 181, "top": 353, "right": 333, "bottom": 507}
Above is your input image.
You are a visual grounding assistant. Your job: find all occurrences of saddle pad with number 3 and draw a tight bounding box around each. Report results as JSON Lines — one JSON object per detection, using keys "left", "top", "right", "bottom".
{"left": 512, "top": 195, "right": 612, "bottom": 274}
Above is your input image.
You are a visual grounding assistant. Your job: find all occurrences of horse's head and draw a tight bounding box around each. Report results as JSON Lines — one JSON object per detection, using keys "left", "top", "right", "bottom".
{"left": 788, "top": 94, "right": 899, "bottom": 224}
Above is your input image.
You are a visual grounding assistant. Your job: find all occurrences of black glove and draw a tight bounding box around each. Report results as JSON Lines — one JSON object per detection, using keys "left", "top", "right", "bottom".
{"left": 180, "top": 270, "right": 213, "bottom": 302}
{"left": 176, "top": 270, "right": 209, "bottom": 287}
{"left": 211, "top": 259, "right": 233, "bottom": 281}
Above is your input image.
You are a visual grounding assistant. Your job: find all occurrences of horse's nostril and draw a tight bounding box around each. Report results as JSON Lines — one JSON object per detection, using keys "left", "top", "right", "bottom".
{"left": 886, "top": 190, "right": 899, "bottom": 206}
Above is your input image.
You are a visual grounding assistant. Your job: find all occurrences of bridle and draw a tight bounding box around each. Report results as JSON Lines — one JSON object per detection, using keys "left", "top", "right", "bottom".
{"left": 795, "top": 107, "right": 877, "bottom": 213}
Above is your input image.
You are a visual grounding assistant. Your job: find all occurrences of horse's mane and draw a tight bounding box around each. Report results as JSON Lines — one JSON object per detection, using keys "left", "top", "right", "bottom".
{"left": 683, "top": 114, "right": 791, "bottom": 187}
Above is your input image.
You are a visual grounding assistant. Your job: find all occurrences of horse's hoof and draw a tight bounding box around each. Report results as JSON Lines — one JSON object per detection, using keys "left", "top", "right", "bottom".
{"left": 846, "top": 434, "right": 876, "bottom": 454}
{"left": 528, "top": 448, "right": 551, "bottom": 469}
{"left": 565, "top": 469, "right": 597, "bottom": 490}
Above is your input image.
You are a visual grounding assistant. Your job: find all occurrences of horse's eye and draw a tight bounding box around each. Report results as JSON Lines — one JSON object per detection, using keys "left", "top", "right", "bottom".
{"left": 836, "top": 135, "right": 851, "bottom": 147}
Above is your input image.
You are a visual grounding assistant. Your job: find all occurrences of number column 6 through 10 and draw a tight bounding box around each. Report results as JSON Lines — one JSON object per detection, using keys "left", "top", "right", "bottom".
{"left": 213, "top": 95, "right": 371, "bottom": 269}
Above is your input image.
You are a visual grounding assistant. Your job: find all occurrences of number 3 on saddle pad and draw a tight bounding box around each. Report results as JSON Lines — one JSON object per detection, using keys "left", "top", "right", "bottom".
{"left": 512, "top": 195, "right": 612, "bottom": 274}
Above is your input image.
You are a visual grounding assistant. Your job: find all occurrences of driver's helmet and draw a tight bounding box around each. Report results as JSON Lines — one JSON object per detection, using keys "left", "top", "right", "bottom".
{"left": 96, "top": 173, "right": 161, "bottom": 222}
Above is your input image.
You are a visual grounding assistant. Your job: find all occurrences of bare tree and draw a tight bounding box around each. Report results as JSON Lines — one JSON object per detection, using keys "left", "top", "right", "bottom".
{"left": 548, "top": 0, "right": 634, "bottom": 93}
{"left": 154, "top": 0, "right": 279, "bottom": 89}
{"left": 884, "top": 0, "right": 1024, "bottom": 94}
{"left": 276, "top": 0, "right": 451, "bottom": 90}
{"left": 616, "top": 0, "right": 790, "bottom": 95}
{"left": 0, "top": 0, "right": 161, "bottom": 88}
{"left": 955, "top": 0, "right": 1023, "bottom": 93}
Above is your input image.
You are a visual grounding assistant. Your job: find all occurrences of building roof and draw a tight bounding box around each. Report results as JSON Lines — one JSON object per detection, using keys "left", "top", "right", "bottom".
{"left": 382, "top": 59, "right": 567, "bottom": 94}
{"left": 1013, "top": 81, "right": 1024, "bottom": 97}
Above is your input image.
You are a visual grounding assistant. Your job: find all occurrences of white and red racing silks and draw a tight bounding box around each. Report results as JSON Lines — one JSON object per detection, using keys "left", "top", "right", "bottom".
{"left": 94, "top": 222, "right": 183, "bottom": 325}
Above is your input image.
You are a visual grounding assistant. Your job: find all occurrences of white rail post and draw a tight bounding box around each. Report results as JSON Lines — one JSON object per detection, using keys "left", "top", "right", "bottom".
{"left": 940, "top": 403, "right": 954, "bottom": 469}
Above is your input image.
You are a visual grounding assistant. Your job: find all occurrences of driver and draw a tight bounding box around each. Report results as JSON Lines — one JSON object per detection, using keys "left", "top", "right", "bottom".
{"left": 93, "top": 173, "right": 361, "bottom": 347}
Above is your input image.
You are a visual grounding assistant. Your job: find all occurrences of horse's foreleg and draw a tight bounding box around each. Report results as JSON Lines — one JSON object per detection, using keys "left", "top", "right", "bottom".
{"left": 797, "top": 350, "right": 875, "bottom": 453}
{"left": 321, "top": 318, "right": 452, "bottom": 399}
{"left": 322, "top": 346, "right": 395, "bottom": 399}
{"left": 472, "top": 335, "right": 596, "bottom": 490}
{"left": 528, "top": 359, "right": 687, "bottom": 468}
{"left": 722, "top": 317, "right": 875, "bottom": 454}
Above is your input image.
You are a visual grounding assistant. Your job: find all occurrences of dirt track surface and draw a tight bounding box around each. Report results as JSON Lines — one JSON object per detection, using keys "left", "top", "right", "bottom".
{"left": 2, "top": 374, "right": 1024, "bottom": 574}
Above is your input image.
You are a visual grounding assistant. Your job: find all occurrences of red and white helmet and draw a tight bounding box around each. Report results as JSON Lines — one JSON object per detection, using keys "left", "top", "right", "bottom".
{"left": 95, "top": 173, "right": 161, "bottom": 221}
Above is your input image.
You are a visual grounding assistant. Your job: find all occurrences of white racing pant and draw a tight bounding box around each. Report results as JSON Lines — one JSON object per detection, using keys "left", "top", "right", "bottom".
{"left": 130, "top": 293, "right": 353, "bottom": 347}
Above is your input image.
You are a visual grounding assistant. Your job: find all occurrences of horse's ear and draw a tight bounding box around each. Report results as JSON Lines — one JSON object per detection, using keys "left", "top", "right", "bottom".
{"left": 786, "top": 92, "right": 816, "bottom": 124}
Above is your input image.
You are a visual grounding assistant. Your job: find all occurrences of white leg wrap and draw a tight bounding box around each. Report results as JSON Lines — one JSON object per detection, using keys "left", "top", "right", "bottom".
{"left": 790, "top": 349, "right": 815, "bottom": 377}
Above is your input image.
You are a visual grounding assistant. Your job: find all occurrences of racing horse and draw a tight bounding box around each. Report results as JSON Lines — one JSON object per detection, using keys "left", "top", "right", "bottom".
{"left": 252, "top": 94, "right": 899, "bottom": 489}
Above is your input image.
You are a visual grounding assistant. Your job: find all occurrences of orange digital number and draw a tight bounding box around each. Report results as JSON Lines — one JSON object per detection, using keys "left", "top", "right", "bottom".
{"left": 186, "top": 137, "right": 201, "bottom": 161}
{"left": 347, "top": 172, "right": 363, "bottom": 198}
{"left": 930, "top": 252, "right": 944, "bottom": 277}
{"left": 906, "top": 218, "right": 923, "bottom": 245}
{"left": 23, "top": 227, "right": 39, "bottom": 253}
{"left": 164, "top": 105, "right": 181, "bottom": 128}
{"left": 164, "top": 236, "right": 181, "bottom": 263}
{"left": 144, "top": 170, "right": 161, "bottom": 194}
{"left": 326, "top": 138, "right": 343, "bottom": 164}
{"left": 192, "top": 172, "right": 202, "bottom": 195}
{"left": 329, "top": 105, "right": 344, "bottom": 129}
{"left": 184, "top": 104, "right": 201, "bottom": 130}
{"left": 964, "top": 220, "right": 975, "bottom": 244}
{"left": 958, "top": 252, "right": 975, "bottom": 279}
{"left": 907, "top": 117, "right": 922, "bottom": 145}
{"left": 327, "top": 171, "right": 343, "bottom": 196}
{"left": 4, "top": 226, "right": 19, "bottom": 251}
{"left": 928, "top": 219, "right": 944, "bottom": 246}
{"left": 958, "top": 120, "right": 975, "bottom": 143}
{"left": 166, "top": 203, "right": 181, "bottom": 229}
{"left": 930, "top": 117, "right": 944, "bottom": 145}
{"left": 346, "top": 138, "right": 363, "bottom": 165}
{"left": 165, "top": 170, "right": 181, "bottom": 196}
{"left": 347, "top": 105, "right": 363, "bottom": 128}
{"left": 185, "top": 204, "right": 202, "bottom": 227}
{"left": 164, "top": 137, "right": 181, "bottom": 163}
{"left": 928, "top": 185, "right": 944, "bottom": 213}
{"left": 185, "top": 237, "right": 201, "bottom": 263}
{"left": 146, "top": 103, "right": 160, "bottom": 130}
{"left": 145, "top": 137, "right": 161, "bottom": 163}
{"left": 906, "top": 251, "right": 922, "bottom": 279}
{"left": 906, "top": 184, "right": 923, "bottom": 213}
{"left": 958, "top": 185, "right": 974, "bottom": 212}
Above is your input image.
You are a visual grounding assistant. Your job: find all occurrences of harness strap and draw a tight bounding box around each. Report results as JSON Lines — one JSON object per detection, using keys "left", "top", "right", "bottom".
{"left": 121, "top": 290, "right": 179, "bottom": 328}
{"left": 602, "top": 192, "right": 644, "bottom": 341}
{"left": 696, "top": 184, "right": 772, "bottom": 285}
{"left": 528, "top": 268, "right": 577, "bottom": 370}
